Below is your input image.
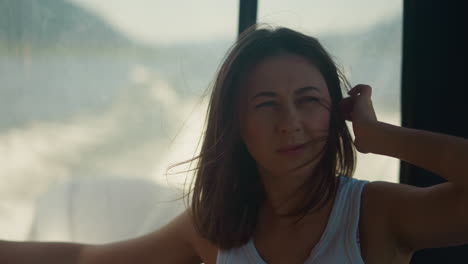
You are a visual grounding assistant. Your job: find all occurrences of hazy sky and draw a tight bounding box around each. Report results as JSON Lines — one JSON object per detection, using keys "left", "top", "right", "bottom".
{"left": 70, "top": 0, "right": 401, "bottom": 45}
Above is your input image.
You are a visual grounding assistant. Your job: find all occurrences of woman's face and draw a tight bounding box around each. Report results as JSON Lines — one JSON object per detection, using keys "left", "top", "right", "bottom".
{"left": 240, "top": 53, "right": 332, "bottom": 175}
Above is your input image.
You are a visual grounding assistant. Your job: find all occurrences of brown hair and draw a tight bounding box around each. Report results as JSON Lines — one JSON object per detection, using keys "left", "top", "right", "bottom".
{"left": 168, "top": 24, "right": 356, "bottom": 250}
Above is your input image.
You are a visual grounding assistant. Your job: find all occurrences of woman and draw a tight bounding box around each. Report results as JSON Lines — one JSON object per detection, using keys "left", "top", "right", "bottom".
{"left": 2, "top": 24, "right": 468, "bottom": 264}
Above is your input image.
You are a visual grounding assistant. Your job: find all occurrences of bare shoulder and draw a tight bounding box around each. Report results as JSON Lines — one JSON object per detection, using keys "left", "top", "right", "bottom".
{"left": 358, "top": 180, "right": 418, "bottom": 263}
{"left": 359, "top": 180, "right": 398, "bottom": 240}
{"left": 361, "top": 180, "right": 468, "bottom": 252}
{"left": 176, "top": 208, "right": 219, "bottom": 264}
{"left": 362, "top": 180, "right": 407, "bottom": 208}
{"left": 81, "top": 208, "right": 218, "bottom": 264}
{"left": 361, "top": 180, "right": 422, "bottom": 216}
{"left": 364, "top": 179, "right": 468, "bottom": 253}
{"left": 360, "top": 180, "right": 419, "bottom": 237}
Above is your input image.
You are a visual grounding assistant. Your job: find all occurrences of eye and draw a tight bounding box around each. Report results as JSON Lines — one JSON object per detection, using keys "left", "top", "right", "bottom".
{"left": 299, "top": 97, "right": 318, "bottom": 103}
{"left": 255, "top": 101, "right": 277, "bottom": 108}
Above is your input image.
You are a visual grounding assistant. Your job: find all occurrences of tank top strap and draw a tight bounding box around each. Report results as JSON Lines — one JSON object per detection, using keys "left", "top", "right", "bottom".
{"left": 216, "top": 176, "right": 369, "bottom": 263}
{"left": 305, "top": 175, "right": 369, "bottom": 263}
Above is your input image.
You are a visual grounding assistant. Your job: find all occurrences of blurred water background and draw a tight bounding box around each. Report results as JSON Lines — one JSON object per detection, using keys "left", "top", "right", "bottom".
{"left": 0, "top": 0, "right": 402, "bottom": 243}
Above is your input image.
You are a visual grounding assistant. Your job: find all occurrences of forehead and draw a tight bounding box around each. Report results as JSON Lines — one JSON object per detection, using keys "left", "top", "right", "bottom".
{"left": 243, "top": 53, "right": 328, "bottom": 97}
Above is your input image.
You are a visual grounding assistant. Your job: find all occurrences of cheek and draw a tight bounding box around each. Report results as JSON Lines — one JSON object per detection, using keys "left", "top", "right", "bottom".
{"left": 300, "top": 104, "right": 331, "bottom": 129}
{"left": 241, "top": 116, "right": 273, "bottom": 157}
{"left": 308, "top": 111, "right": 330, "bottom": 129}
{"left": 242, "top": 111, "right": 330, "bottom": 145}
{"left": 242, "top": 117, "right": 271, "bottom": 144}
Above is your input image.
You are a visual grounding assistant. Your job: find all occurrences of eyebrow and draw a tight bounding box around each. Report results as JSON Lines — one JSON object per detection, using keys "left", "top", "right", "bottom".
{"left": 250, "top": 86, "right": 320, "bottom": 101}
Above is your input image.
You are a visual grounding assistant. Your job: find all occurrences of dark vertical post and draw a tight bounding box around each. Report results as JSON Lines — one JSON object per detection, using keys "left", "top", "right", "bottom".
{"left": 238, "top": 0, "right": 258, "bottom": 37}
{"left": 400, "top": 0, "right": 468, "bottom": 263}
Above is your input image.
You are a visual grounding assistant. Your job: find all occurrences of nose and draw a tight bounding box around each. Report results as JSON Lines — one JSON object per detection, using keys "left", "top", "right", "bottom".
{"left": 276, "top": 107, "right": 302, "bottom": 134}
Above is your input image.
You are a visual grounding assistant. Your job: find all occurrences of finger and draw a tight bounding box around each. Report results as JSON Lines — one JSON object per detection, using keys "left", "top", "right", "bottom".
{"left": 348, "top": 86, "right": 359, "bottom": 96}
{"left": 350, "top": 84, "right": 372, "bottom": 98}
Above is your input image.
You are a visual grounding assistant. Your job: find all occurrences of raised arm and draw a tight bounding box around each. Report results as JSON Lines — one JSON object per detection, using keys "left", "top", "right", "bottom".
{"left": 0, "top": 209, "right": 202, "bottom": 264}
{"left": 343, "top": 84, "right": 468, "bottom": 253}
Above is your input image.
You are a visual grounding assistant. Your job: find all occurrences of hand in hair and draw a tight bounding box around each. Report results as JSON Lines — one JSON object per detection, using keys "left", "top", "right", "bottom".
{"left": 339, "top": 84, "right": 378, "bottom": 154}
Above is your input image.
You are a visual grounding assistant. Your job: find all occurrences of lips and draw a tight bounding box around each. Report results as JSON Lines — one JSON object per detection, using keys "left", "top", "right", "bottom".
{"left": 277, "top": 142, "right": 307, "bottom": 152}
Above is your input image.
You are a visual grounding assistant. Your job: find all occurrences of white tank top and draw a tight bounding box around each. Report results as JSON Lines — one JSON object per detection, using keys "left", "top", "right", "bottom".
{"left": 216, "top": 175, "right": 369, "bottom": 263}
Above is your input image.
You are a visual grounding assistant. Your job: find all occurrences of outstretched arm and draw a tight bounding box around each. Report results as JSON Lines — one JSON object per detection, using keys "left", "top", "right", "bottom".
{"left": 0, "top": 209, "right": 202, "bottom": 264}
{"left": 0, "top": 240, "right": 83, "bottom": 264}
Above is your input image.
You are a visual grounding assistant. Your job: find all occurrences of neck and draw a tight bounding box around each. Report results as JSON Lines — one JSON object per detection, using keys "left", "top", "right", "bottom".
{"left": 258, "top": 165, "right": 323, "bottom": 221}
{"left": 257, "top": 175, "right": 338, "bottom": 232}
